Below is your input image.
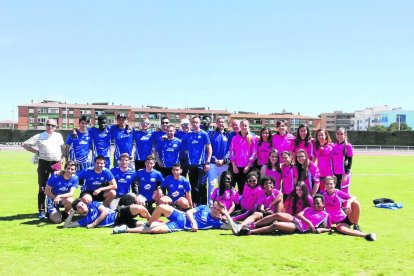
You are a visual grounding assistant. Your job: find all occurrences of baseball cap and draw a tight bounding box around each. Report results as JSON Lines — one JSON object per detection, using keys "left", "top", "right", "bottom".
{"left": 181, "top": 118, "right": 190, "bottom": 125}
{"left": 117, "top": 113, "right": 127, "bottom": 119}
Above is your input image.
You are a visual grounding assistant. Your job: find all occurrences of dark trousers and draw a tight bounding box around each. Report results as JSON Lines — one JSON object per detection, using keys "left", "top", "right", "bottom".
{"left": 232, "top": 167, "right": 252, "bottom": 195}
{"left": 37, "top": 159, "right": 60, "bottom": 212}
{"left": 188, "top": 165, "right": 207, "bottom": 205}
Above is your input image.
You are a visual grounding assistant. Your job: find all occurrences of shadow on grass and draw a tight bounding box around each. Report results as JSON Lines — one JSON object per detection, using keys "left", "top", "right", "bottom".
{"left": 0, "top": 213, "right": 50, "bottom": 226}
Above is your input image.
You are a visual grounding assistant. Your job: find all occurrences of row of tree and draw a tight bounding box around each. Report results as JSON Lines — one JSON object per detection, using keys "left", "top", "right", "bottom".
{"left": 367, "top": 122, "right": 412, "bottom": 132}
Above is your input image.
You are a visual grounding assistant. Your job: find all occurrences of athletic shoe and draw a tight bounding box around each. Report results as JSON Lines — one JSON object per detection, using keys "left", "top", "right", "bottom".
{"left": 227, "top": 219, "right": 240, "bottom": 235}
{"left": 353, "top": 224, "right": 362, "bottom": 232}
{"left": 239, "top": 227, "right": 251, "bottom": 236}
{"left": 38, "top": 211, "right": 46, "bottom": 220}
{"left": 113, "top": 225, "right": 128, "bottom": 234}
{"left": 365, "top": 233, "right": 376, "bottom": 241}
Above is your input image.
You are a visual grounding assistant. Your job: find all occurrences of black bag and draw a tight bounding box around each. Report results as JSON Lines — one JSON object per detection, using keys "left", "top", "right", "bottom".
{"left": 373, "top": 198, "right": 394, "bottom": 205}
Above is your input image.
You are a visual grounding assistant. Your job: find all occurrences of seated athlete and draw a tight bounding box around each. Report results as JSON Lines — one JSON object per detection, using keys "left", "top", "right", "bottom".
{"left": 157, "top": 163, "right": 193, "bottom": 210}
{"left": 227, "top": 194, "right": 331, "bottom": 236}
{"left": 321, "top": 175, "right": 376, "bottom": 241}
{"left": 112, "top": 201, "right": 229, "bottom": 234}
{"left": 63, "top": 194, "right": 151, "bottom": 229}
{"left": 45, "top": 161, "right": 79, "bottom": 223}
{"left": 238, "top": 175, "right": 284, "bottom": 229}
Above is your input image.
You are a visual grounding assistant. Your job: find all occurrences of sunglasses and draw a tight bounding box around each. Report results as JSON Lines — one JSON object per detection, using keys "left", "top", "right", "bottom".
{"left": 161, "top": 122, "right": 169, "bottom": 125}
{"left": 247, "top": 179, "right": 257, "bottom": 183}
{"left": 142, "top": 122, "right": 150, "bottom": 125}
{"left": 46, "top": 124, "right": 56, "bottom": 127}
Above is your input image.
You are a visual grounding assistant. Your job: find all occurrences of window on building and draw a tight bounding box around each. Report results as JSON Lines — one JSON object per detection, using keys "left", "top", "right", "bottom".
{"left": 37, "top": 118, "right": 46, "bottom": 124}
{"left": 29, "top": 108, "right": 34, "bottom": 113}
{"left": 396, "top": 114, "right": 406, "bottom": 123}
{"left": 28, "top": 117, "right": 34, "bottom": 123}
{"left": 38, "top": 108, "right": 47, "bottom": 114}
{"left": 48, "top": 108, "right": 59, "bottom": 114}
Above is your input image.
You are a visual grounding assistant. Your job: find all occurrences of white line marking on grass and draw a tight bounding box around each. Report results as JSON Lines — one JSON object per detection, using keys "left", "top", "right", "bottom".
{"left": 353, "top": 173, "right": 414, "bottom": 176}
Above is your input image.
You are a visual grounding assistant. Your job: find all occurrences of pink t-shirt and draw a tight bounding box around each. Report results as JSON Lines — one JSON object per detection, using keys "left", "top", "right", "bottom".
{"left": 314, "top": 143, "right": 333, "bottom": 177}
{"left": 294, "top": 207, "right": 331, "bottom": 233}
{"left": 284, "top": 194, "right": 313, "bottom": 215}
{"left": 240, "top": 184, "right": 263, "bottom": 211}
{"left": 272, "top": 133, "right": 295, "bottom": 158}
{"left": 294, "top": 139, "right": 315, "bottom": 161}
{"left": 264, "top": 167, "right": 282, "bottom": 191}
{"left": 256, "top": 141, "right": 272, "bottom": 166}
{"left": 321, "top": 189, "right": 350, "bottom": 224}
{"left": 230, "top": 134, "right": 258, "bottom": 167}
{"left": 281, "top": 164, "right": 298, "bottom": 195}
{"left": 211, "top": 187, "right": 240, "bottom": 211}
{"left": 258, "top": 189, "right": 281, "bottom": 212}
{"left": 331, "top": 142, "right": 354, "bottom": 175}
{"left": 299, "top": 161, "right": 320, "bottom": 194}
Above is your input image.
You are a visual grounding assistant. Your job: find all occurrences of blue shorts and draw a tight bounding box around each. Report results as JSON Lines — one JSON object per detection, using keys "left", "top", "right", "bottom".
{"left": 46, "top": 197, "right": 64, "bottom": 214}
{"left": 165, "top": 210, "right": 186, "bottom": 232}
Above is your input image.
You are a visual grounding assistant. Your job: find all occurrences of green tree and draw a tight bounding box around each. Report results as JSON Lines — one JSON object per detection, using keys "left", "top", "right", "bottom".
{"left": 387, "top": 122, "right": 412, "bottom": 131}
{"left": 367, "top": 125, "right": 387, "bottom": 132}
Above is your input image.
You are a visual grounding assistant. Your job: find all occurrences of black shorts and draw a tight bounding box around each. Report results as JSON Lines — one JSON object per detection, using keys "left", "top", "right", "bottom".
{"left": 340, "top": 215, "right": 352, "bottom": 226}
{"left": 80, "top": 191, "right": 105, "bottom": 202}
{"left": 115, "top": 206, "right": 138, "bottom": 228}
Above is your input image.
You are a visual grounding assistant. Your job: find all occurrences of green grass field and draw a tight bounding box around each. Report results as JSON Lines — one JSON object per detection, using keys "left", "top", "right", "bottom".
{"left": 0, "top": 150, "right": 413, "bottom": 275}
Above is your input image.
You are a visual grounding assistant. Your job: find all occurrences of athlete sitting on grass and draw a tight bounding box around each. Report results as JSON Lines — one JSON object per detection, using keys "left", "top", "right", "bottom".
{"left": 321, "top": 175, "right": 376, "bottom": 241}
{"left": 112, "top": 200, "right": 229, "bottom": 234}
{"left": 226, "top": 194, "right": 331, "bottom": 236}
{"left": 63, "top": 194, "right": 151, "bottom": 229}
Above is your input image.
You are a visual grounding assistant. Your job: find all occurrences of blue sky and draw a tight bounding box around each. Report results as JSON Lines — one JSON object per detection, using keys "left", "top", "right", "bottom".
{"left": 0, "top": 1, "right": 413, "bottom": 121}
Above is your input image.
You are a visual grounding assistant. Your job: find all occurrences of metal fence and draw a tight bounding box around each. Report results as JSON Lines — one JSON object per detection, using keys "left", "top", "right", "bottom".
{"left": 353, "top": 145, "right": 414, "bottom": 151}
{"left": 1, "top": 142, "right": 414, "bottom": 152}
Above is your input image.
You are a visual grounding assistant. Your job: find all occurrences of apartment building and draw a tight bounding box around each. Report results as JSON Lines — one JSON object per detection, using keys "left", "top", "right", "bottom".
{"left": 319, "top": 111, "right": 354, "bottom": 131}
{"left": 17, "top": 101, "right": 230, "bottom": 130}
{"left": 229, "top": 113, "right": 321, "bottom": 133}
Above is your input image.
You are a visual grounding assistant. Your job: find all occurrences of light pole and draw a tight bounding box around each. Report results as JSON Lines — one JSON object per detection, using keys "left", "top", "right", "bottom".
{"left": 10, "top": 109, "right": 15, "bottom": 130}
{"left": 397, "top": 115, "right": 401, "bottom": 131}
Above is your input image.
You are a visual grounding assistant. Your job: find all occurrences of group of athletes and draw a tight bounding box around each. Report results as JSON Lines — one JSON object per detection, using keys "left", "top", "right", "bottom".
{"left": 21, "top": 113, "right": 375, "bottom": 241}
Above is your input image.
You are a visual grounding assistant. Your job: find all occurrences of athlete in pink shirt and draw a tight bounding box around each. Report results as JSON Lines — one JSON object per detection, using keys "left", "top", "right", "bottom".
{"left": 228, "top": 194, "right": 331, "bottom": 236}
{"left": 230, "top": 119, "right": 258, "bottom": 194}
{"left": 331, "top": 128, "right": 354, "bottom": 193}
{"left": 295, "top": 149, "right": 320, "bottom": 196}
{"left": 314, "top": 128, "right": 333, "bottom": 191}
{"left": 293, "top": 124, "right": 315, "bottom": 161}
{"left": 237, "top": 175, "right": 283, "bottom": 229}
{"left": 322, "top": 176, "right": 376, "bottom": 241}
{"left": 255, "top": 127, "right": 273, "bottom": 169}
{"left": 284, "top": 181, "right": 313, "bottom": 215}
{"left": 272, "top": 120, "right": 295, "bottom": 160}
{"left": 260, "top": 149, "right": 282, "bottom": 191}
{"left": 211, "top": 171, "right": 239, "bottom": 215}
{"left": 231, "top": 171, "right": 263, "bottom": 221}
{"left": 281, "top": 151, "right": 298, "bottom": 197}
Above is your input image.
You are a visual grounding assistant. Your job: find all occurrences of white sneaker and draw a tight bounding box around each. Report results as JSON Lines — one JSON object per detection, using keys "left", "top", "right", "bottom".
{"left": 113, "top": 225, "right": 128, "bottom": 234}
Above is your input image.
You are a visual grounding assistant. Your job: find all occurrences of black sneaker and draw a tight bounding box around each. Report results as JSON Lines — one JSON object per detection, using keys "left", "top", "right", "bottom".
{"left": 365, "top": 233, "right": 376, "bottom": 241}
{"left": 353, "top": 224, "right": 362, "bottom": 232}
{"left": 239, "top": 227, "right": 251, "bottom": 236}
